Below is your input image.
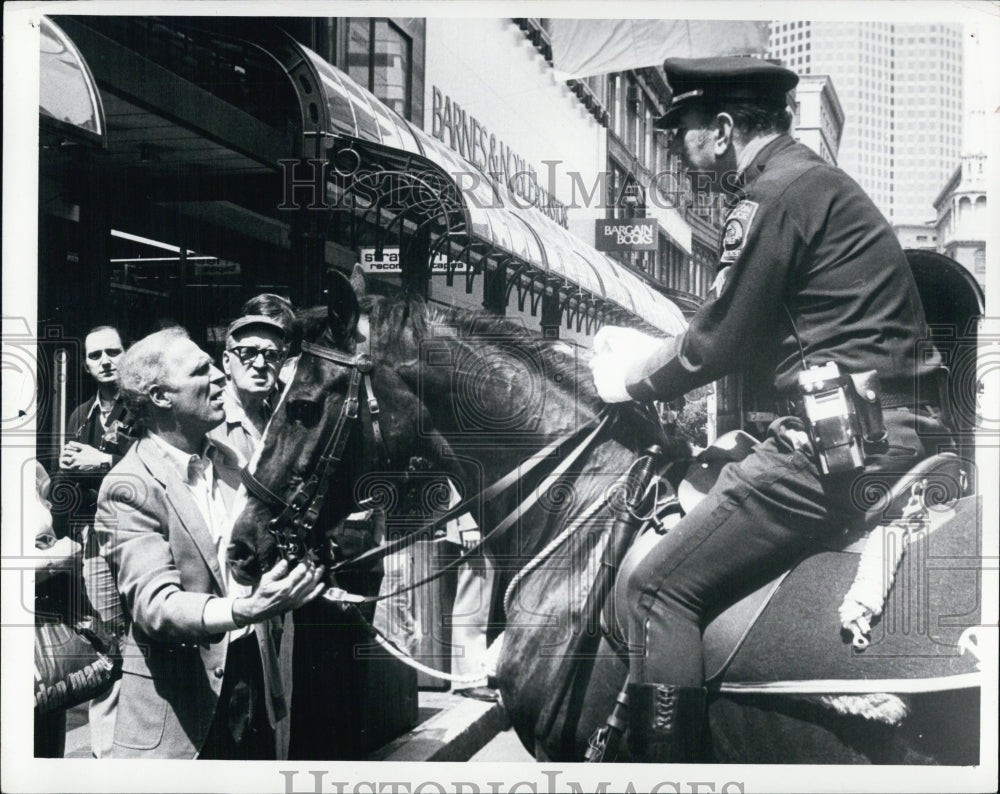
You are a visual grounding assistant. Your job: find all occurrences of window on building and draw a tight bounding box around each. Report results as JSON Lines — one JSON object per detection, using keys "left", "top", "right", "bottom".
{"left": 347, "top": 18, "right": 413, "bottom": 118}
{"left": 608, "top": 74, "right": 619, "bottom": 134}
{"left": 615, "top": 75, "right": 628, "bottom": 140}
{"left": 625, "top": 81, "right": 639, "bottom": 151}
{"left": 636, "top": 99, "right": 647, "bottom": 163}
{"left": 644, "top": 107, "right": 655, "bottom": 170}
{"left": 609, "top": 161, "right": 645, "bottom": 221}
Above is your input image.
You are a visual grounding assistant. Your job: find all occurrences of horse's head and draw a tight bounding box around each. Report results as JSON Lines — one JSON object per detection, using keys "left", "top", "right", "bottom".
{"left": 228, "top": 269, "right": 431, "bottom": 584}
{"left": 228, "top": 266, "right": 614, "bottom": 585}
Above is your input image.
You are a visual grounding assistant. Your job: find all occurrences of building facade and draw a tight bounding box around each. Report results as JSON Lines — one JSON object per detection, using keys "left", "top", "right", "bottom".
{"left": 893, "top": 223, "right": 939, "bottom": 251}
{"left": 768, "top": 21, "right": 963, "bottom": 224}
{"left": 933, "top": 152, "right": 987, "bottom": 291}
{"left": 791, "top": 74, "right": 844, "bottom": 165}
{"left": 39, "top": 15, "right": 696, "bottom": 377}
{"left": 504, "top": 21, "right": 710, "bottom": 319}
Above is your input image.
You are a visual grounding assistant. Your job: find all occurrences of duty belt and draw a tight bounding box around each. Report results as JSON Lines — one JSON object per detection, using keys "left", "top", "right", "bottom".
{"left": 777, "top": 377, "right": 939, "bottom": 418}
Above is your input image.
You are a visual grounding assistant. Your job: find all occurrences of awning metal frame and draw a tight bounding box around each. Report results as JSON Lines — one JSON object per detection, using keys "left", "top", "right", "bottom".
{"left": 261, "top": 29, "right": 688, "bottom": 335}
{"left": 323, "top": 135, "right": 474, "bottom": 281}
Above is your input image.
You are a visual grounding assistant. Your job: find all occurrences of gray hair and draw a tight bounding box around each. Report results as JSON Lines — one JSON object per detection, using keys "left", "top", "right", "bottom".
{"left": 116, "top": 327, "right": 189, "bottom": 425}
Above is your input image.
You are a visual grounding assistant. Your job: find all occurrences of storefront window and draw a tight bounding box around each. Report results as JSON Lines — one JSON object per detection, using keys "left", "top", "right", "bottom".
{"left": 106, "top": 230, "right": 266, "bottom": 356}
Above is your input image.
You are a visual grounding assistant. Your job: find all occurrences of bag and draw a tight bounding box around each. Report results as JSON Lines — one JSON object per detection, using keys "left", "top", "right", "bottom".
{"left": 34, "top": 619, "right": 122, "bottom": 714}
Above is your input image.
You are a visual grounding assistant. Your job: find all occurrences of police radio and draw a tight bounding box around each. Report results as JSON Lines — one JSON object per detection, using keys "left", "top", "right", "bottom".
{"left": 796, "top": 363, "right": 886, "bottom": 476}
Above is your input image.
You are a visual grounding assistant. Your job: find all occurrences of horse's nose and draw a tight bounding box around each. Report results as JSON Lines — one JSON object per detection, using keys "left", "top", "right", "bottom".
{"left": 227, "top": 538, "right": 263, "bottom": 585}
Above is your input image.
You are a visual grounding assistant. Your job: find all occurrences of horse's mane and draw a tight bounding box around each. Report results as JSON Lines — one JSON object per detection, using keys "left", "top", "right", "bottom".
{"left": 294, "top": 293, "right": 601, "bottom": 408}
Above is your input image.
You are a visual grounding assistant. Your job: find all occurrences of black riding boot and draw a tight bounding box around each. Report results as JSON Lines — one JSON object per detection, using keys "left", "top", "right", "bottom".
{"left": 626, "top": 683, "right": 706, "bottom": 763}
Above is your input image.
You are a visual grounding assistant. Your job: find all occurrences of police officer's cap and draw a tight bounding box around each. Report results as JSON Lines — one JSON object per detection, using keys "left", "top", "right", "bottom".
{"left": 655, "top": 57, "right": 798, "bottom": 130}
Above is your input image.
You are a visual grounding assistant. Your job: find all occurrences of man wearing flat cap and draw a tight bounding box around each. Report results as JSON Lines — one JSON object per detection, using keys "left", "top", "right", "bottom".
{"left": 590, "top": 57, "right": 950, "bottom": 762}
{"left": 209, "top": 314, "right": 287, "bottom": 466}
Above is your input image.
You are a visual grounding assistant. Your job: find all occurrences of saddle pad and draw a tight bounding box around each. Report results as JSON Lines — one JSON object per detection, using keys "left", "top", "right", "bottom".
{"left": 709, "top": 494, "right": 982, "bottom": 689}
{"left": 703, "top": 576, "right": 786, "bottom": 682}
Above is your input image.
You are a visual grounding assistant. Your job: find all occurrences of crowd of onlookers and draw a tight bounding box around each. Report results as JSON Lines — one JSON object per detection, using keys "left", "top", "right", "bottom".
{"left": 34, "top": 293, "right": 496, "bottom": 760}
{"left": 34, "top": 294, "right": 321, "bottom": 759}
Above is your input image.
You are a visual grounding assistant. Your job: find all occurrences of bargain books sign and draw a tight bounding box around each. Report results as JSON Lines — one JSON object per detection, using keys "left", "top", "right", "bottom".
{"left": 594, "top": 219, "right": 658, "bottom": 252}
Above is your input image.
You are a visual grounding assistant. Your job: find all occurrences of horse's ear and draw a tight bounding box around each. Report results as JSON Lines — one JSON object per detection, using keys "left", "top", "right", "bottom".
{"left": 325, "top": 267, "right": 360, "bottom": 345}
{"left": 350, "top": 264, "right": 368, "bottom": 300}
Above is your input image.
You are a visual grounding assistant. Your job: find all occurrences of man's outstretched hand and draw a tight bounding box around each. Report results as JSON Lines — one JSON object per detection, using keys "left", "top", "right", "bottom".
{"left": 232, "top": 558, "right": 325, "bottom": 625}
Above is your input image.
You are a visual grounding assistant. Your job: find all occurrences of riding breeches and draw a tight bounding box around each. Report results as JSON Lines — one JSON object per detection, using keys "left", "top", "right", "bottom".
{"left": 624, "top": 406, "right": 952, "bottom": 687}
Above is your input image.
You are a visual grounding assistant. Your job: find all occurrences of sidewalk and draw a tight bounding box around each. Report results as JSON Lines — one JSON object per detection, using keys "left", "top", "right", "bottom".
{"left": 64, "top": 703, "right": 91, "bottom": 759}
{"left": 63, "top": 689, "right": 524, "bottom": 761}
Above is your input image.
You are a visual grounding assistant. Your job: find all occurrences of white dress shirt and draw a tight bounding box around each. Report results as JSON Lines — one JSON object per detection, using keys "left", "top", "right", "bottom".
{"left": 147, "top": 432, "right": 252, "bottom": 639}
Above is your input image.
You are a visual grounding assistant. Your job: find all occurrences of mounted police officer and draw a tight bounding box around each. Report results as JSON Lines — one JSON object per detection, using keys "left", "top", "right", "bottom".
{"left": 590, "top": 57, "right": 952, "bottom": 763}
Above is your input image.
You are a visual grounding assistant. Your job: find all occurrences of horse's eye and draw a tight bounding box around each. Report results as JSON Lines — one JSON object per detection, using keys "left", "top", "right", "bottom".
{"left": 286, "top": 398, "right": 322, "bottom": 427}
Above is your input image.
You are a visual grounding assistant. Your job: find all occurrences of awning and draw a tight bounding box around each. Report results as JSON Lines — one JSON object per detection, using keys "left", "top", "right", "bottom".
{"left": 40, "top": 16, "right": 105, "bottom": 143}
{"left": 300, "top": 40, "right": 686, "bottom": 335}
{"left": 303, "top": 47, "right": 421, "bottom": 155}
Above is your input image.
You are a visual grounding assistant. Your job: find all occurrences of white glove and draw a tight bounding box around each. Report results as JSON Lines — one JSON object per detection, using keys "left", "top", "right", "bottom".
{"left": 593, "top": 325, "right": 663, "bottom": 359}
{"left": 589, "top": 326, "right": 665, "bottom": 403}
{"left": 590, "top": 352, "right": 632, "bottom": 402}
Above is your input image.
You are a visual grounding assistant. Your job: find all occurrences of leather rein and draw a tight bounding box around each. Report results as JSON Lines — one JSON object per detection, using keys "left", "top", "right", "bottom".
{"left": 240, "top": 336, "right": 613, "bottom": 598}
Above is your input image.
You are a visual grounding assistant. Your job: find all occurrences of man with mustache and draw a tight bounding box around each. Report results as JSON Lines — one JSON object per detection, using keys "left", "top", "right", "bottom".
{"left": 590, "top": 57, "right": 950, "bottom": 763}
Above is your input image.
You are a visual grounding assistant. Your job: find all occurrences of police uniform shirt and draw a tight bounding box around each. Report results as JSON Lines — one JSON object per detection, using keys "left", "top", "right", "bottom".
{"left": 626, "top": 135, "right": 939, "bottom": 403}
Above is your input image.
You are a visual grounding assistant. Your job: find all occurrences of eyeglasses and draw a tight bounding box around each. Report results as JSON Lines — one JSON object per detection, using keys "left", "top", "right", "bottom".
{"left": 228, "top": 346, "right": 284, "bottom": 366}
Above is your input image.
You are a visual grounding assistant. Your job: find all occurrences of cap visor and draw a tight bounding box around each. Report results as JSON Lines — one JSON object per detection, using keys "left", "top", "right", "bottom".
{"left": 654, "top": 106, "right": 686, "bottom": 130}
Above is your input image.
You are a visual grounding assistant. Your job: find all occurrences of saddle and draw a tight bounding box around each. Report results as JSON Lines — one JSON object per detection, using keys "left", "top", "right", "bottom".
{"left": 606, "top": 433, "right": 982, "bottom": 696}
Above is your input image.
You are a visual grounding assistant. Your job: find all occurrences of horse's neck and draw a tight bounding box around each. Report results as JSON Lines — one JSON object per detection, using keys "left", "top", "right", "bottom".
{"left": 467, "top": 422, "right": 638, "bottom": 561}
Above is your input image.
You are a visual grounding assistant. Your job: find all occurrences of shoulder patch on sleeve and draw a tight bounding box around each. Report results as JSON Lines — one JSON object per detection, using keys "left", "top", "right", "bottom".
{"left": 720, "top": 200, "right": 759, "bottom": 264}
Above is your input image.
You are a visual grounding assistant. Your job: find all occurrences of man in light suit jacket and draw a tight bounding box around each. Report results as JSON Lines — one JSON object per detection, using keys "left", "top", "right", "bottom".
{"left": 95, "top": 327, "right": 324, "bottom": 759}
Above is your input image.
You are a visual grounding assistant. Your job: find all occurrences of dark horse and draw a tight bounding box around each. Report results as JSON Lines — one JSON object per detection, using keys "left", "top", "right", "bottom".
{"left": 229, "top": 270, "right": 982, "bottom": 763}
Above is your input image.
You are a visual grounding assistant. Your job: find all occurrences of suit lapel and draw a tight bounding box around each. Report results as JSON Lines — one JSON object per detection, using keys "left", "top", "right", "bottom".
{"left": 136, "top": 437, "right": 228, "bottom": 594}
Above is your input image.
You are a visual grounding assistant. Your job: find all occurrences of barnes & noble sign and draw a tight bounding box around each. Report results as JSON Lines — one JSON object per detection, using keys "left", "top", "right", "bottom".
{"left": 430, "top": 87, "right": 569, "bottom": 228}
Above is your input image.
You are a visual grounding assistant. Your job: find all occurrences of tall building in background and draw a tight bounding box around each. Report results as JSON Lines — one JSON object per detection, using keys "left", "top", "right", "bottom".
{"left": 893, "top": 24, "right": 964, "bottom": 224}
{"left": 768, "top": 21, "right": 963, "bottom": 224}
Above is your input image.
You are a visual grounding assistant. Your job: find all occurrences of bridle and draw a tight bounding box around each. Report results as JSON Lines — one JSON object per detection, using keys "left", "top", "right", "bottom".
{"left": 238, "top": 326, "right": 665, "bottom": 689}
{"left": 240, "top": 338, "right": 386, "bottom": 563}
{"left": 239, "top": 332, "right": 649, "bottom": 587}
